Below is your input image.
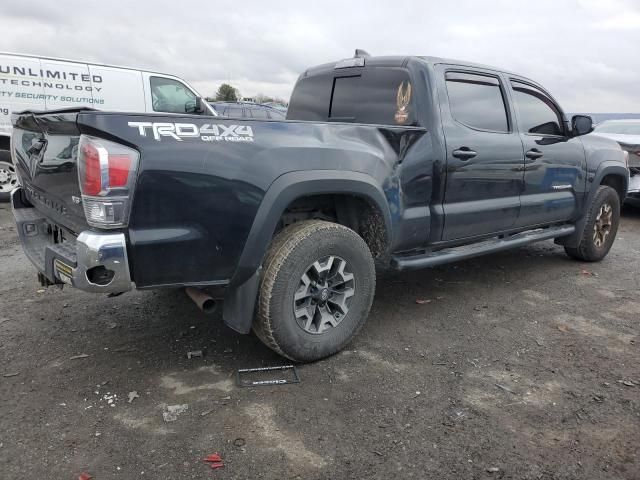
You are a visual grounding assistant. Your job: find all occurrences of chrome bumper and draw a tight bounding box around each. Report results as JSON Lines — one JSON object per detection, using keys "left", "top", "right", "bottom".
{"left": 628, "top": 174, "right": 640, "bottom": 194}
{"left": 11, "top": 188, "right": 132, "bottom": 293}
{"left": 627, "top": 175, "right": 640, "bottom": 207}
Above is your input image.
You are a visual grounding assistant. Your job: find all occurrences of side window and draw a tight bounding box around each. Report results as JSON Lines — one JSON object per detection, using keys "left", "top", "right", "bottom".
{"left": 150, "top": 76, "right": 197, "bottom": 114}
{"left": 511, "top": 81, "right": 563, "bottom": 136}
{"left": 445, "top": 72, "right": 509, "bottom": 132}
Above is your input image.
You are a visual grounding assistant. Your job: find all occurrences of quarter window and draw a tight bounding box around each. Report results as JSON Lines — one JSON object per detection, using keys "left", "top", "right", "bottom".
{"left": 511, "top": 82, "right": 563, "bottom": 136}
{"left": 150, "top": 77, "right": 197, "bottom": 114}
{"left": 446, "top": 72, "right": 509, "bottom": 132}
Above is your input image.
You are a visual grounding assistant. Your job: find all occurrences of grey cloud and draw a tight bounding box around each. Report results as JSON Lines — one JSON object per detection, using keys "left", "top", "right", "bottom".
{"left": 1, "top": 0, "right": 639, "bottom": 111}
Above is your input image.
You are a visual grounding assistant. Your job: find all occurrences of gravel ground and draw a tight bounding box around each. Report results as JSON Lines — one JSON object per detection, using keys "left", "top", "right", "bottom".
{"left": 0, "top": 203, "right": 639, "bottom": 480}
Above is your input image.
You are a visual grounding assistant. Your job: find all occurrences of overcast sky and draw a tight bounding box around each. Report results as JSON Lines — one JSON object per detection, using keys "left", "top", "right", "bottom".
{"left": 2, "top": 0, "right": 639, "bottom": 112}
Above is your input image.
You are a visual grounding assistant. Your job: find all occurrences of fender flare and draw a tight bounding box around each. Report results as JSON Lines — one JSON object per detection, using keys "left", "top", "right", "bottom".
{"left": 557, "top": 162, "right": 628, "bottom": 248}
{"left": 222, "top": 169, "right": 392, "bottom": 334}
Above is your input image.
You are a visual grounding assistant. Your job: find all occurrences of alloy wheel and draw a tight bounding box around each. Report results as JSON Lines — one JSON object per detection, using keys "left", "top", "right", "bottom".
{"left": 593, "top": 202, "right": 613, "bottom": 248}
{"left": 293, "top": 255, "right": 355, "bottom": 334}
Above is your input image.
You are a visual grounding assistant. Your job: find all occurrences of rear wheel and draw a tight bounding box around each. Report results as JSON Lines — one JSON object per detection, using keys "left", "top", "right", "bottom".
{"left": 254, "top": 220, "right": 376, "bottom": 362}
{"left": 564, "top": 185, "right": 620, "bottom": 262}
{"left": 0, "top": 149, "right": 17, "bottom": 203}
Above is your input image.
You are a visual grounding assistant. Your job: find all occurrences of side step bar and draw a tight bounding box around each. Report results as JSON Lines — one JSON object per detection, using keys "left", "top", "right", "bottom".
{"left": 391, "top": 225, "right": 575, "bottom": 271}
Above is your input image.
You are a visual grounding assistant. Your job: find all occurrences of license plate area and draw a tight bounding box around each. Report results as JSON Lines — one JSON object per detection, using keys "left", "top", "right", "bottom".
{"left": 53, "top": 258, "right": 74, "bottom": 284}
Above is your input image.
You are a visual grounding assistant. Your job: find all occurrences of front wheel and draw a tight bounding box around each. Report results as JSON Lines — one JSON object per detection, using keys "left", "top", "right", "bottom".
{"left": 0, "top": 149, "right": 17, "bottom": 203}
{"left": 564, "top": 185, "right": 620, "bottom": 262}
{"left": 253, "top": 220, "right": 376, "bottom": 362}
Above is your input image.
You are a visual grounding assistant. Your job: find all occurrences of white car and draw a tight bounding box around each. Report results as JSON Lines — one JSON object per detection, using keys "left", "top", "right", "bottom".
{"left": 592, "top": 119, "right": 640, "bottom": 207}
{"left": 0, "top": 52, "right": 216, "bottom": 201}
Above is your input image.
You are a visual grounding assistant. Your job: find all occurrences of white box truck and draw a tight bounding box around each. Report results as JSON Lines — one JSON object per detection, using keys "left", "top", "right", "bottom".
{"left": 0, "top": 52, "right": 216, "bottom": 201}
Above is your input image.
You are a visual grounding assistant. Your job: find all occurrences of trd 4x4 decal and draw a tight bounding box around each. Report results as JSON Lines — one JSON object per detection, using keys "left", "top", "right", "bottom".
{"left": 128, "top": 122, "right": 254, "bottom": 142}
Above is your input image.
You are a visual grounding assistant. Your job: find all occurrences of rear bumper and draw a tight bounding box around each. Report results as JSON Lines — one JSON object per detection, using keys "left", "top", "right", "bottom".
{"left": 11, "top": 187, "right": 133, "bottom": 293}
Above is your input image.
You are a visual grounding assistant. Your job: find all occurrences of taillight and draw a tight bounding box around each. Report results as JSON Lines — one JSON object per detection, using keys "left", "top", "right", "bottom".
{"left": 108, "top": 154, "right": 132, "bottom": 187}
{"left": 80, "top": 141, "right": 102, "bottom": 195}
{"left": 77, "top": 135, "right": 139, "bottom": 228}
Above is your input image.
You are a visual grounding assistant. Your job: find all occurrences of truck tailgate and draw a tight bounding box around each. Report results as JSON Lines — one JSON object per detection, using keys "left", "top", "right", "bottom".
{"left": 12, "top": 110, "right": 89, "bottom": 234}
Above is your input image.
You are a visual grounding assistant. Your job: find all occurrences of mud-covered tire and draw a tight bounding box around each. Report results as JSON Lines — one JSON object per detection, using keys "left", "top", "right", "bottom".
{"left": 564, "top": 185, "right": 620, "bottom": 262}
{"left": 0, "top": 149, "right": 15, "bottom": 203}
{"left": 253, "top": 220, "right": 376, "bottom": 362}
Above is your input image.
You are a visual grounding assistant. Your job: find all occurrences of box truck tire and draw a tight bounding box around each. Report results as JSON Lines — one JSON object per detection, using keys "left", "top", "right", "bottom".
{"left": 0, "top": 148, "right": 16, "bottom": 202}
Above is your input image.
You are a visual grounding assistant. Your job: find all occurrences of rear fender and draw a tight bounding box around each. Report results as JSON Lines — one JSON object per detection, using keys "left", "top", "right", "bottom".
{"left": 222, "top": 169, "right": 392, "bottom": 333}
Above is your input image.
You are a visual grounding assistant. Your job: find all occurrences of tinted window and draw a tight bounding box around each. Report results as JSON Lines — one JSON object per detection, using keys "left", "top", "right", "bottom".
{"left": 150, "top": 77, "right": 197, "bottom": 114}
{"left": 446, "top": 72, "right": 508, "bottom": 132}
{"left": 287, "top": 74, "right": 331, "bottom": 121}
{"left": 330, "top": 76, "right": 361, "bottom": 119}
{"left": 511, "top": 82, "right": 563, "bottom": 136}
{"left": 288, "top": 67, "right": 415, "bottom": 125}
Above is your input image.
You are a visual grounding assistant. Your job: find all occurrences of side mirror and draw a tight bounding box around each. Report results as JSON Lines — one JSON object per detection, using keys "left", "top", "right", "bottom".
{"left": 195, "top": 96, "right": 206, "bottom": 114}
{"left": 571, "top": 115, "right": 594, "bottom": 137}
{"left": 185, "top": 97, "right": 206, "bottom": 114}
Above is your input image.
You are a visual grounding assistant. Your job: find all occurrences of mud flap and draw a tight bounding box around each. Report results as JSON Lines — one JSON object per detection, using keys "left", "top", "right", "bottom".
{"left": 222, "top": 268, "right": 261, "bottom": 334}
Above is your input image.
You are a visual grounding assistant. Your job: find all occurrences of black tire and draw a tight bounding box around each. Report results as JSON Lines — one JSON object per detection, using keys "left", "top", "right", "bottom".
{"left": 253, "top": 220, "right": 376, "bottom": 362}
{"left": 0, "top": 149, "right": 15, "bottom": 203}
{"left": 564, "top": 185, "right": 620, "bottom": 262}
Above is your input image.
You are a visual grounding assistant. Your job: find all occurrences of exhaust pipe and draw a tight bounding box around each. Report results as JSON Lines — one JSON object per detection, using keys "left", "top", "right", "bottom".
{"left": 185, "top": 287, "right": 217, "bottom": 314}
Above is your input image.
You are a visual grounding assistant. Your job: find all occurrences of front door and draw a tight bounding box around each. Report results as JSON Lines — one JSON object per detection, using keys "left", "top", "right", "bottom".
{"left": 508, "top": 80, "right": 586, "bottom": 227}
{"left": 438, "top": 68, "right": 524, "bottom": 241}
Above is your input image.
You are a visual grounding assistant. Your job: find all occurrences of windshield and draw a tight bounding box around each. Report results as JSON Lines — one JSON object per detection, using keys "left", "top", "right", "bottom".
{"left": 594, "top": 120, "right": 640, "bottom": 135}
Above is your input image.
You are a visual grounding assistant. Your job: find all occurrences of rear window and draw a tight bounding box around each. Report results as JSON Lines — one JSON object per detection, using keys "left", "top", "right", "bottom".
{"left": 287, "top": 67, "right": 415, "bottom": 126}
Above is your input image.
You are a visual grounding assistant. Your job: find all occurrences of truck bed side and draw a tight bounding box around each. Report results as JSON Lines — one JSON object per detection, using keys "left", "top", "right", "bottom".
{"left": 13, "top": 110, "right": 429, "bottom": 290}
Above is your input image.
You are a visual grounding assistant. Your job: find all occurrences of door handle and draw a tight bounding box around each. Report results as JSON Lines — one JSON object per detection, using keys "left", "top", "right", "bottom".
{"left": 452, "top": 147, "right": 477, "bottom": 160}
{"left": 525, "top": 148, "right": 543, "bottom": 160}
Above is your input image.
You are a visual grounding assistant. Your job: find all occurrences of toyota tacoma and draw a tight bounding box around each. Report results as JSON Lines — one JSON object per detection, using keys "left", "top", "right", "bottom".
{"left": 10, "top": 52, "right": 629, "bottom": 362}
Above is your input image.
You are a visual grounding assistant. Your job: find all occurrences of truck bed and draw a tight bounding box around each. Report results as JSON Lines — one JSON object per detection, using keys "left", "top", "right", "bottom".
{"left": 12, "top": 109, "right": 426, "bottom": 287}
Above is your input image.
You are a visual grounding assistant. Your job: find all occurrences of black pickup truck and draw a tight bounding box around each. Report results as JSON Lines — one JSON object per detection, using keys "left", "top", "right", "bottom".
{"left": 10, "top": 52, "right": 629, "bottom": 362}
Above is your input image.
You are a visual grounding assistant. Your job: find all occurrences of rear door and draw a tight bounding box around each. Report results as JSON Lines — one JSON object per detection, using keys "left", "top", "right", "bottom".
{"left": 437, "top": 66, "right": 524, "bottom": 240}
{"left": 508, "top": 80, "right": 585, "bottom": 227}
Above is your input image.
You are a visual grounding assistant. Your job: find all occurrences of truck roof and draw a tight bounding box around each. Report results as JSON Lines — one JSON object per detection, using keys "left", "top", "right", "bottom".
{"left": 300, "top": 53, "right": 548, "bottom": 98}
{"left": 303, "top": 54, "right": 519, "bottom": 77}
{"left": 0, "top": 51, "right": 176, "bottom": 78}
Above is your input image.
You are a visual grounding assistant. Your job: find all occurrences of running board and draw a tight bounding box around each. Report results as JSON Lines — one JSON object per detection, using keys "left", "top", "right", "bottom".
{"left": 391, "top": 225, "right": 575, "bottom": 271}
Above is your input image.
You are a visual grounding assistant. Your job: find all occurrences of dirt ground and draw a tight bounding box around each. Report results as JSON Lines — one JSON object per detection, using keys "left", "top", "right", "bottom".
{"left": 0, "top": 203, "right": 638, "bottom": 480}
